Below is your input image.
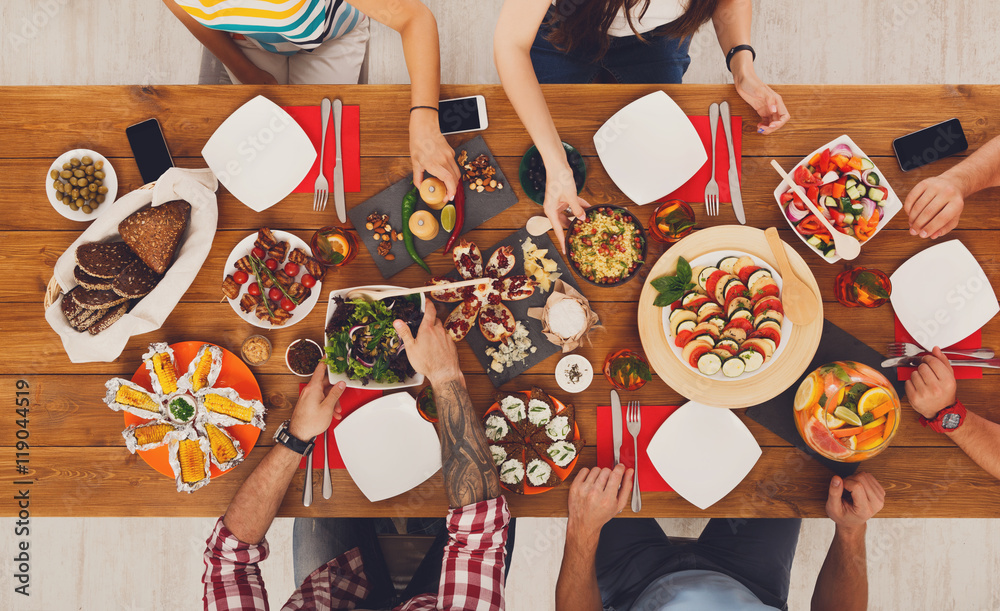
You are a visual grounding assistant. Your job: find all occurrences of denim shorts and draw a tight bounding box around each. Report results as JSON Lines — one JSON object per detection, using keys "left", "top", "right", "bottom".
{"left": 530, "top": 14, "right": 692, "bottom": 84}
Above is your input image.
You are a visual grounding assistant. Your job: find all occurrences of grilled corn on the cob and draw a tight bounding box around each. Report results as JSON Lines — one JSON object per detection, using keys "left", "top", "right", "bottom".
{"left": 115, "top": 386, "right": 158, "bottom": 411}
{"left": 135, "top": 423, "right": 174, "bottom": 446}
{"left": 203, "top": 393, "right": 253, "bottom": 422}
{"left": 205, "top": 423, "right": 240, "bottom": 464}
{"left": 178, "top": 439, "right": 207, "bottom": 484}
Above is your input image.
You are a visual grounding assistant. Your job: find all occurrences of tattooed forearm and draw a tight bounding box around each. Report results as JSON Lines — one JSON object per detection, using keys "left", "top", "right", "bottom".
{"left": 436, "top": 379, "right": 501, "bottom": 507}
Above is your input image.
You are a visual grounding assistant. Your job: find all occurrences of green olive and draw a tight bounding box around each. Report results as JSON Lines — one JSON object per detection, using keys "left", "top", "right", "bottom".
{"left": 79, "top": 177, "right": 90, "bottom": 187}
{"left": 72, "top": 169, "right": 83, "bottom": 178}
{"left": 91, "top": 199, "right": 100, "bottom": 208}
{"left": 54, "top": 181, "right": 63, "bottom": 192}
{"left": 97, "top": 186, "right": 108, "bottom": 194}
{"left": 88, "top": 183, "right": 97, "bottom": 193}
{"left": 62, "top": 162, "right": 71, "bottom": 170}
{"left": 70, "top": 158, "right": 80, "bottom": 167}
{"left": 81, "top": 205, "right": 92, "bottom": 214}
{"left": 70, "top": 177, "right": 79, "bottom": 187}
{"left": 83, "top": 166, "right": 93, "bottom": 176}
{"left": 71, "top": 188, "right": 79, "bottom": 198}
{"left": 96, "top": 194, "right": 106, "bottom": 203}
{"left": 69, "top": 201, "right": 79, "bottom": 211}
{"left": 74, "top": 197, "right": 84, "bottom": 206}
{"left": 59, "top": 170, "right": 72, "bottom": 179}
{"left": 49, "top": 169, "right": 58, "bottom": 180}
{"left": 94, "top": 170, "right": 105, "bottom": 180}
{"left": 94, "top": 160, "right": 104, "bottom": 170}
{"left": 81, "top": 156, "right": 92, "bottom": 165}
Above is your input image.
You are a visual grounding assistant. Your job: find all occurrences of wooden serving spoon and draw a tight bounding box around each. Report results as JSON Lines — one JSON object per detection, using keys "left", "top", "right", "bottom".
{"left": 346, "top": 278, "right": 486, "bottom": 302}
{"left": 764, "top": 227, "right": 820, "bottom": 325}
{"left": 769, "top": 159, "right": 861, "bottom": 260}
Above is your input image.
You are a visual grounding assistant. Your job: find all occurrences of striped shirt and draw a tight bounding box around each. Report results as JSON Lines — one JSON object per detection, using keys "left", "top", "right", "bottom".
{"left": 175, "top": 0, "right": 363, "bottom": 55}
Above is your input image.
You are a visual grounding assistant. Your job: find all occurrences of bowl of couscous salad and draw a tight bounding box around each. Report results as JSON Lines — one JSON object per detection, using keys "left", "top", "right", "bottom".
{"left": 566, "top": 205, "right": 647, "bottom": 286}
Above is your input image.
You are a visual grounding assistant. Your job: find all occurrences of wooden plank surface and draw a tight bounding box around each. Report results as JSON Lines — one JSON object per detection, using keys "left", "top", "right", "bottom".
{"left": 3, "top": 84, "right": 1000, "bottom": 518}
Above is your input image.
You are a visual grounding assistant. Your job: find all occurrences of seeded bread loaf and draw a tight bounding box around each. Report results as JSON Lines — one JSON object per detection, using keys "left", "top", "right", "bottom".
{"left": 118, "top": 200, "right": 191, "bottom": 274}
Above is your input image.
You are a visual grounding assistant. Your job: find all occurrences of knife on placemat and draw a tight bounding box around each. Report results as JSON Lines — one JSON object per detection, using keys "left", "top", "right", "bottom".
{"left": 720, "top": 101, "right": 745, "bottom": 225}
{"left": 333, "top": 98, "right": 346, "bottom": 223}
{"left": 611, "top": 390, "right": 622, "bottom": 464}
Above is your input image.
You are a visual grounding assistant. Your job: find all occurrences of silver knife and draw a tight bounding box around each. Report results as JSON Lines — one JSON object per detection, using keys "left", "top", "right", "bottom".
{"left": 882, "top": 356, "right": 1000, "bottom": 369}
{"left": 333, "top": 98, "right": 346, "bottom": 223}
{"left": 321, "top": 432, "right": 332, "bottom": 500}
{"left": 611, "top": 390, "right": 622, "bottom": 465}
{"left": 720, "top": 101, "right": 745, "bottom": 224}
{"left": 303, "top": 448, "right": 313, "bottom": 507}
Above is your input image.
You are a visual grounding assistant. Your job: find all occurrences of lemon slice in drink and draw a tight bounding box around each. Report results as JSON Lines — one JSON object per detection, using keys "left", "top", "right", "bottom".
{"left": 440, "top": 204, "right": 457, "bottom": 232}
{"left": 858, "top": 387, "right": 891, "bottom": 416}
{"left": 815, "top": 406, "right": 844, "bottom": 430}
{"left": 833, "top": 405, "right": 863, "bottom": 427}
{"left": 794, "top": 372, "right": 822, "bottom": 411}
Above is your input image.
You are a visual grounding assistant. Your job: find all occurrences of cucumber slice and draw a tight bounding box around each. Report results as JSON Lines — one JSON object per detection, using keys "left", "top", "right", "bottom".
{"left": 721, "top": 356, "right": 747, "bottom": 378}
{"left": 697, "top": 267, "right": 719, "bottom": 290}
{"left": 859, "top": 158, "right": 875, "bottom": 170}
{"left": 717, "top": 256, "right": 740, "bottom": 274}
{"left": 697, "top": 352, "right": 723, "bottom": 375}
{"left": 716, "top": 338, "right": 740, "bottom": 353}
{"left": 730, "top": 307, "right": 753, "bottom": 321}
{"left": 738, "top": 348, "right": 765, "bottom": 372}
{"left": 673, "top": 318, "right": 697, "bottom": 335}
{"left": 806, "top": 235, "right": 824, "bottom": 248}
{"left": 845, "top": 184, "right": 861, "bottom": 200}
{"left": 747, "top": 269, "right": 772, "bottom": 288}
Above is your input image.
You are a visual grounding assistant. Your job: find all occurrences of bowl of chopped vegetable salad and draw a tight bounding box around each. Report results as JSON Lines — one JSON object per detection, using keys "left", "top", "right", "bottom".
{"left": 773, "top": 135, "right": 903, "bottom": 263}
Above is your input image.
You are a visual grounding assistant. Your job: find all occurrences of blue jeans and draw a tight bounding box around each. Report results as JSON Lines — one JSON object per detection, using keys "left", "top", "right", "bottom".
{"left": 595, "top": 518, "right": 801, "bottom": 611}
{"left": 292, "top": 516, "right": 516, "bottom": 608}
{"left": 530, "top": 15, "right": 691, "bottom": 84}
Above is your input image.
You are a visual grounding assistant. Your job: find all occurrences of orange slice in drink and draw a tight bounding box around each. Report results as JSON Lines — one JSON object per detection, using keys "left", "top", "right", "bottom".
{"left": 326, "top": 232, "right": 351, "bottom": 257}
{"left": 857, "top": 435, "right": 885, "bottom": 451}
{"left": 795, "top": 372, "right": 822, "bottom": 411}
{"left": 816, "top": 406, "right": 845, "bottom": 430}
{"left": 857, "top": 387, "right": 891, "bottom": 416}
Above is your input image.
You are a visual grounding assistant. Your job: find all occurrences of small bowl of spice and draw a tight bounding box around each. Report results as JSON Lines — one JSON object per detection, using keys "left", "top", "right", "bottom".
{"left": 166, "top": 393, "right": 197, "bottom": 424}
{"left": 242, "top": 335, "right": 272, "bottom": 367}
{"left": 555, "top": 354, "right": 593, "bottom": 393}
{"left": 285, "top": 339, "right": 323, "bottom": 377}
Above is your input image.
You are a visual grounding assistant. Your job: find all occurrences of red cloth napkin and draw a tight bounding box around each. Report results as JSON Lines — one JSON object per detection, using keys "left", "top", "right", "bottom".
{"left": 297, "top": 384, "right": 384, "bottom": 469}
{"left": 893, "top": 315, "right": 982, "bottom": 381}
{"left": 282, "top": 105, "right": 361, "bottom": 194}
{"left": 596, "top": 404, "right": 679, "bottom": 492}
{"left": 661, "top": 116, "right": 742, "bottom": 204}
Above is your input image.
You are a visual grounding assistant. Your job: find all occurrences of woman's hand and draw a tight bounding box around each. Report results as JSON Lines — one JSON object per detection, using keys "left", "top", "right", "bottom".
{"left": 409, "top": 109, "right": 461, "bottom": 201}
{"left": 732, "top": 59, "right": 789, "bottom": 134}
{"left": 542, "top": 162, "right": 590, "bottom": 254}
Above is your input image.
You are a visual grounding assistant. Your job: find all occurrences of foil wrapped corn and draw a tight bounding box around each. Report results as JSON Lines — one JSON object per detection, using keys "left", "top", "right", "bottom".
{"left": 103, "top": 378, "right": 164, "bottom": 418}
{"left": 122, "top": 421, "right": 177, "bottom": 453}
{"left": 167, "top": 432, "right": 212, "bottom": 493}
{"left": 180, "top": 343, "right": 223, "bottom": 393}
{"left": 200, "top": 422, "right": 244, "bottom": 470}
{"left": 199, "top": 387, "right": 265, "bottom": 429}
{"left": 143, "top": 342, "right": 178, "bottom": 395}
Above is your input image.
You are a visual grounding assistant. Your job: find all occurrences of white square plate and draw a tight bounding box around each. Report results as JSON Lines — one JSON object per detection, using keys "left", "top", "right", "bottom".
{"left": 335, "top": 392, "right": 442, "bottom": 502}
{"left": 890, "top": 239, "right": 998, "bottom": 348}
{"left": 772, "top": 134, "right": 902, "bottom": 263}
{"left": 646, "top": 400, "right": 761, "bottom": 510}
{"left": 324, "top": 285, "right": 425, "bottom": 390}
{"left": 594, "top": 91, "right": 707, "bottom": 205}
{"left": 201, "top": 95, "right": 316, "bottom": 212}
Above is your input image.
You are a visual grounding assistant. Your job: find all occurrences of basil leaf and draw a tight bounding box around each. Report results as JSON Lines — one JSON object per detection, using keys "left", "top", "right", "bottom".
{"left": 654, "top": 291, "right": 682, "bottom": 308}
{"left": 651, "top": 275, "right": 673, "bottom": 293}
{"left": 676, "top": 256, "right": 692, "bottom": 283}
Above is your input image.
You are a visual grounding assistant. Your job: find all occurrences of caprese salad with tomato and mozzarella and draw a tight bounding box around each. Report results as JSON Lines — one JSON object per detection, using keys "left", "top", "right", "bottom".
{"left": 778, "top": 141, "right": 894, "bottom": 260}
{"left": 666, "top": 254, "right": 785, "bottom": 378}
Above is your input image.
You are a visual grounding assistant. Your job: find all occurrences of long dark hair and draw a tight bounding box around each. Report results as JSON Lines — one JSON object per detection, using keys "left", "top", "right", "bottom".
{"left": 547, "top": 0, "right": 720, "bottom": 59}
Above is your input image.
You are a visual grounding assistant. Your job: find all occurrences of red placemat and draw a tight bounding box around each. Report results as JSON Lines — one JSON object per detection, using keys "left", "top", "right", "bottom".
{"left": 282, "top": 105, "right": 361, "bottom": 194}
{"left": 893, "top": 315, "right": 982, "bottom": 381}
{"left": 661, "top": 115, "right": 742, "bottom": 204}
{"left": 596, "top": 404, "right": 680, "bottom": 492}
{"left": 297, "top": 384, "right": 384, "bottom": 469}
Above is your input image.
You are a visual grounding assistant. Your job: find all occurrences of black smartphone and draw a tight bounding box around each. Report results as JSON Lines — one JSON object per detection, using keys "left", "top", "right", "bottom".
{"left": 125, "top": 118, "right": 174, "bottom": 184}
{"left": 438, "top": 95, "right": 488, "bottom": 135}
{"left": 893, "top": 118, "right": 968, "bottom": 172}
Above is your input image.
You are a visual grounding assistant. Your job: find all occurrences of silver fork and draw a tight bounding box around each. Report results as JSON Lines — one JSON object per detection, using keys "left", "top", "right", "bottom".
{"left": 704, "top": 102, "right": 720, "bottom": 216}
{"left": 312, "top": 97, "right": 331, "bottom": 212}
{"left": 626, "top": 400, "right": 642, "bottom": 513}
{"left": 885, "top": 342, "right": 993, "bottom": 359}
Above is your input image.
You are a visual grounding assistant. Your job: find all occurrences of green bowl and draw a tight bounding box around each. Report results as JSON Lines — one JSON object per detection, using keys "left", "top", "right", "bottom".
{"left": 519, "top": 142, "right": 587, "bottom": 205}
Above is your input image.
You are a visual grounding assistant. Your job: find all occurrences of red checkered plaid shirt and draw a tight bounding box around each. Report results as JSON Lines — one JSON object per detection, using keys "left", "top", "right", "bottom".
{"left": 203, "top": 495, "right": 510, "bottom": 610}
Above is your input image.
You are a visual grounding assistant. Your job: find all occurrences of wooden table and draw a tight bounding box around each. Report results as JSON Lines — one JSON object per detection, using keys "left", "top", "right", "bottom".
{"left": 3, "top": 84, "right": 1000, "bottom": 518}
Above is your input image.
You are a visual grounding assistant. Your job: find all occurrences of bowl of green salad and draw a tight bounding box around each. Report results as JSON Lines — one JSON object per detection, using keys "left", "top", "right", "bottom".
{"left": 323, "top": 286, "right": 426, "bottom": 389}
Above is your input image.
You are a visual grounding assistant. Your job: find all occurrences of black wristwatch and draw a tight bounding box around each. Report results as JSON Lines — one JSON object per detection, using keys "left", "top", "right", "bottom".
{"left": 273, "top": 420, "right": 315, "bottom": 455}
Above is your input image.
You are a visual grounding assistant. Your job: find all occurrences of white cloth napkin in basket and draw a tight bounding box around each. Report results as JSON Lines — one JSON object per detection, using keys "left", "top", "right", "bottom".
{"left": 45, "top": 168, "right": 219, "bottom": 363}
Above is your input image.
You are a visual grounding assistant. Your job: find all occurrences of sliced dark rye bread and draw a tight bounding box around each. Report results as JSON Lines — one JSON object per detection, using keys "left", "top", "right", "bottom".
{"left": 88, "top": 302, "right": 129, "bottom": 335}
{"left": 61, "top": 287, "right": 86, "bottom": 320}
{"left": 72, "top": 287, "right": 127, "bottom": 310}
{"left": 75, "top": 241, "right": 137, "bottom": 279}
{"left": 524, "top": 444, "right": 561, "bottom": 488}
{"left": 112, "top": 259, "right": 160, "bottom": 299}
{"left": 70, "top": 306, "right": 108, "bottom": 332}
{"left": 74, "top": 266, "right": 113, "bottom": 291}
{"left": 118, "top": 200, "right": 191, "bottom": 274}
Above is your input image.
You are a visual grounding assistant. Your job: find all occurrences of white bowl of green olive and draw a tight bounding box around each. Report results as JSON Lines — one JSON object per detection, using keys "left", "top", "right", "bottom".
{"left": 45, "top": 149, "right": 118, "bottom": 222}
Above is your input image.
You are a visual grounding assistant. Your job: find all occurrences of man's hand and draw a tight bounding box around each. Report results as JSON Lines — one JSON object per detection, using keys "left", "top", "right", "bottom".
{"left": 825, "top": 472, "right": 885, "bottom": 534}
{"left": 903, "top": 174, "right": 965, "bottom": 239}
{"left": 904, "top": 346, "right": 958, "bottom": 419}
{"left": 409, "top": 111, "right": 461, "bottom": 201}
{"left": 543, "top": 163, "right": 591, "bottom": 254}
{"left": 288, "top": 364, "right": 346, "bottom": 440}
{"left": 394, "top": 301, "right": 462, "bottom": 386}
{"left": 567, "top": 465, "right": 633, "bottom": 539}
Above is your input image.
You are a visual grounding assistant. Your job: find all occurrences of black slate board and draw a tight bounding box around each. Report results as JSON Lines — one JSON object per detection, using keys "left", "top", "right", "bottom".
{"left": 441, "top": 229, "right": 591, "bottom": 387}
{"left": 347, "top": 135, "right": 518, "bottom": 278}
{"left": 745, "top": 319, "right": 905, "bottom": 478}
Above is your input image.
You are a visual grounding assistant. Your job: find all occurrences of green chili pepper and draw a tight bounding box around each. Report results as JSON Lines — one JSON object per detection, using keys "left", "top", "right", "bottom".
{"left": 401, "top": 184, "right": 432, "bottom": 273}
